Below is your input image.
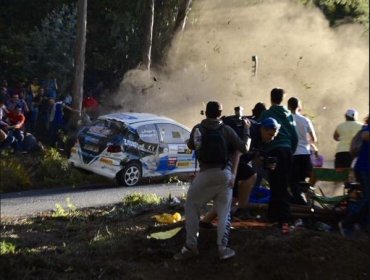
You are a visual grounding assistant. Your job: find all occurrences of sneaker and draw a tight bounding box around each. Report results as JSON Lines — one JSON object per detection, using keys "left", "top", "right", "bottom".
{"left": 219, "top": 247, "right": 235, "bottom": 260}
{"left": 232, "top": 208, "right": 251, "bottom": 221}
{"left": 173, "top": 245, "right": 199, "bottom": 260}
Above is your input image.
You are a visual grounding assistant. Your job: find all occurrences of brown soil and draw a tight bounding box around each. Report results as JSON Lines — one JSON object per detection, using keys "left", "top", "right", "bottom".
{"left": 1, "top": 203, "right": 369, "bottom": 280}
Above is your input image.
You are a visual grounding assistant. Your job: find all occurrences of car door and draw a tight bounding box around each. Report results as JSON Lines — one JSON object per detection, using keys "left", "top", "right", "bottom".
{"left": 136, "top": 123, "right": 160, "bottom": 173}
{"left": 156, "top": 123, "right": 194, "bottom": 173}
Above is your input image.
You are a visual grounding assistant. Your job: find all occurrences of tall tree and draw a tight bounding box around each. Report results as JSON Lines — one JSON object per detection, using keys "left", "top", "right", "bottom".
{"left": 142, "top": 0, "right": 155, "bottom": 72}
{"left": 173, "top": 0, "right": 192, "bottom": 34}
{"left": 72, "top": 0, "right": 87, "bottom": 121}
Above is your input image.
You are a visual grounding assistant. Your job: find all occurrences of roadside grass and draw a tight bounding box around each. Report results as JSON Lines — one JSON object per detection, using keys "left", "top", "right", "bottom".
{"left": 0, "top": 147, "right": 192, "bottom": 194}
{"left": 2, "top": 192, "right": 370, "bottom": 280}
{"left": 0, "top": 194, "right": 184, "bottom": 279}
{"left": 0, "top": 148, "right": 114, "bottom": 193}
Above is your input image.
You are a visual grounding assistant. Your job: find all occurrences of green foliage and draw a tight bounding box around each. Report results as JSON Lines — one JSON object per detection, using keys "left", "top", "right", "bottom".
{"left": 167, "top": 176, "right": 188, "bottom": 190}
{"left": 1, "top": 0, "right": 367, "bottom": 92}
{"left": 0, "top": 146, "right": 112, "bottom": 193}
{"left": 35, "top": 148, "right": 70, "bottom": 186}
{"left": 24, "top": 4, "right": 77, "bottom": 93}
{"left": 302, "top": 0, "right": 369, "bottom": 28}
{"left": 52, "top": 197, "right": 78, "bottom": 218}
{"left": 0, "top": 33, "right": 29, "bottom": 82}
{"left": 34, "top": 147, "right": 91, "bottom": 187}
{"left": 152, "top": 0, "right": 184, "bottom": 64}
{"left": 0, "top": 157, "right": 32, "bottom": 192}
{"left": 85, "top": 0, "right": 147, "bottom": 88}
{"left": 122, "top": 192, "right": 162, "bottom": 208}
{"left": 0, "top": 240, "right": 16, "bottom": 255}
{"left": 1, "top": 0, "right": 190, "bottom": 90}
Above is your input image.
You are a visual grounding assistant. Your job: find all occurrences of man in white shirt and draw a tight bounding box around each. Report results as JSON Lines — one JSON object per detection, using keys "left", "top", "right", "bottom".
{"left": 288, "top": 97, "right": 317, "bottom": 205}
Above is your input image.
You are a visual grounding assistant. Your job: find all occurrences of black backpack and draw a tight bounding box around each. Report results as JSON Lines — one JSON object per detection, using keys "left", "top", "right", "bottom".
{"left": 196, "top": 124, "right": 228, "bottom": 167}
{"left": 222, "top": 115, "right": 245, "bottom": 139}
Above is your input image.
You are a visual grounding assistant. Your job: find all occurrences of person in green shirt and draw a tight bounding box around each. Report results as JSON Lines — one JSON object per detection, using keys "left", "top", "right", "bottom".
{"left": 258, "top": 88, "right": 298, "bottom": 227}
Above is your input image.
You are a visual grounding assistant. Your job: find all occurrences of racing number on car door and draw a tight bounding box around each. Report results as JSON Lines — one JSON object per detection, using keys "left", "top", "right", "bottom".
{"left": 137, "top": 124, "right": 160, "bottom": 171}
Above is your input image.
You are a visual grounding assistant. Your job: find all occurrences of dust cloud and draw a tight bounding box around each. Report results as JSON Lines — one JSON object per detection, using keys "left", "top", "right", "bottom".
{"left": 112, "top": 0, "right": 369, "bottom": 159}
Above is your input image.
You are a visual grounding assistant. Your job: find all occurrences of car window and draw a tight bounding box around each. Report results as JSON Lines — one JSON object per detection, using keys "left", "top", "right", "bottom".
{"left": 86, "top": 119, "right": 121, "bottom": 137}
{"left": 123, "top": 128, "right": 139, "bottom": 141}
{"left": 156, "top": 123, "right": 189, "bottom": 144}
{"left": 137, "top": 124, "right": 159, "bottom": 144}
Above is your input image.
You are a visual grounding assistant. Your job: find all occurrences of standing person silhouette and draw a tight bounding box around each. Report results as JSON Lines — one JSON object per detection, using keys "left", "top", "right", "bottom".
{"left": 174, "top": 101, "right": 250, "bottom": 261}
{"left": 333, "top": 109, "right": 362, "bottom": 168}
{"left": 258, "top": 88, "right": 298, "bottom": 226}
{"left": 288, "top": 97, "right": 317, "bottom": 205}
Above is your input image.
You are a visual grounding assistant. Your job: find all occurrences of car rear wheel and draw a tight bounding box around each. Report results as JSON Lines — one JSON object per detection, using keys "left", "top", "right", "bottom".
{"left": 116, "top": 162, "right": 142, "bottom": 186}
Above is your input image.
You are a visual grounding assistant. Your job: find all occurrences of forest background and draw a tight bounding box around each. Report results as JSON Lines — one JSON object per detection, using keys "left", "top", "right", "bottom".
{"left": 1, "top": 0, "right": 368, "bottom": 94}
{"left": 1, "top": 0, "right": 369, "bottom": 159}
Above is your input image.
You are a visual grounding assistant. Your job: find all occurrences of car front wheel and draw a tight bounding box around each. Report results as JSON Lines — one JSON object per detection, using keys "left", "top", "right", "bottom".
{"left": 116, "top": 162, "right": 142, "bottom": 186}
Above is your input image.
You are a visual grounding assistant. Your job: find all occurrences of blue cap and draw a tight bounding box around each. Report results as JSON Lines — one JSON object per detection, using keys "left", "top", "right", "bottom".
{"left": 261, "top": 117, "right": 281, "bottom": 130}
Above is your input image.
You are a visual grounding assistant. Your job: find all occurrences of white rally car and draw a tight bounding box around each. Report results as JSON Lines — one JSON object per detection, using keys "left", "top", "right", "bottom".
{"left": 69, "top": 112, "right": 195, "bottom": 186}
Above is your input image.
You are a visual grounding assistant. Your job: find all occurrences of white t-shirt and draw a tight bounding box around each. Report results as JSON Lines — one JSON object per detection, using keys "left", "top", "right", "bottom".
{"left": 0, "top": 105, "right": 5, "bottom": 120}
{"left": 292, "top": 113, "right": 316, "bottom": 155}
{"left": 0, "top": 105, "right": 7, "bottom": 126}
{"left": 335, "top": 121, "right": 363, "bottom": 153}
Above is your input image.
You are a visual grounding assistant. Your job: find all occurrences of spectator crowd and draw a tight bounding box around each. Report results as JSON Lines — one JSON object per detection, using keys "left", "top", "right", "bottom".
{"left": 174, "top": 88, "right": 369, "bottom": 260}
{"left": 0, "top": 78, "right": 100, "bottom": 154}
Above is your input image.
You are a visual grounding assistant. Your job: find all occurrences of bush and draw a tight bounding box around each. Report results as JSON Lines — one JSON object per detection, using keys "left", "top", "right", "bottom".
{"left": 35, "top": 148, "right": 72, "bottom": 186}
{"left": 1, "top": 147, "right": 112, "bottom": 193}
{"left": 0, "top": 158, "right": 32, "bottom": 192}
{"left": 34, "top": 147, "right": 112, "bottom": 188}
{"left": 0, "top": 240, "right": 16, "bottom": 255}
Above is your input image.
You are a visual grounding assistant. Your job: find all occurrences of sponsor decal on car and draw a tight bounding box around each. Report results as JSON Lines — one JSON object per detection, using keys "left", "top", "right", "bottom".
{"left": 176, "top": 161, "right": 192, "bottom": 168}
{"left": 168, "top": 157, "right": 177, "bottom": 167}
{"left": 100, "top": 157, "right": 114, "bottom": 165}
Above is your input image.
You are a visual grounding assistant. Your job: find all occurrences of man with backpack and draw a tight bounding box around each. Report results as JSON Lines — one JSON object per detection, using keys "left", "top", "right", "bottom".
{"left": 174, "top": 101, "right": 250, "bottom": 261}
{"left": 199, "top": 117, "right": 282, "bottom": 227}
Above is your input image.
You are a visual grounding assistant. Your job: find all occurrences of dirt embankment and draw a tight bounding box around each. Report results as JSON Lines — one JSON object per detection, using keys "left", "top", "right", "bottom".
{"left": 1, "top": 204, "right": 369, "bottom": 280}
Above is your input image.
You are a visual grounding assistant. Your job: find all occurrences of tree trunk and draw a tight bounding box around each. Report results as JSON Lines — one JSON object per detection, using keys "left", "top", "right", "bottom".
{"left": 142, "top": 0, "right": 155, "bottom": 72}
{"left": 173, "top": 0, "right": 192, "bottom": 34}
{"left": 71, "top": 0, "right": 87, "bottom": 123}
